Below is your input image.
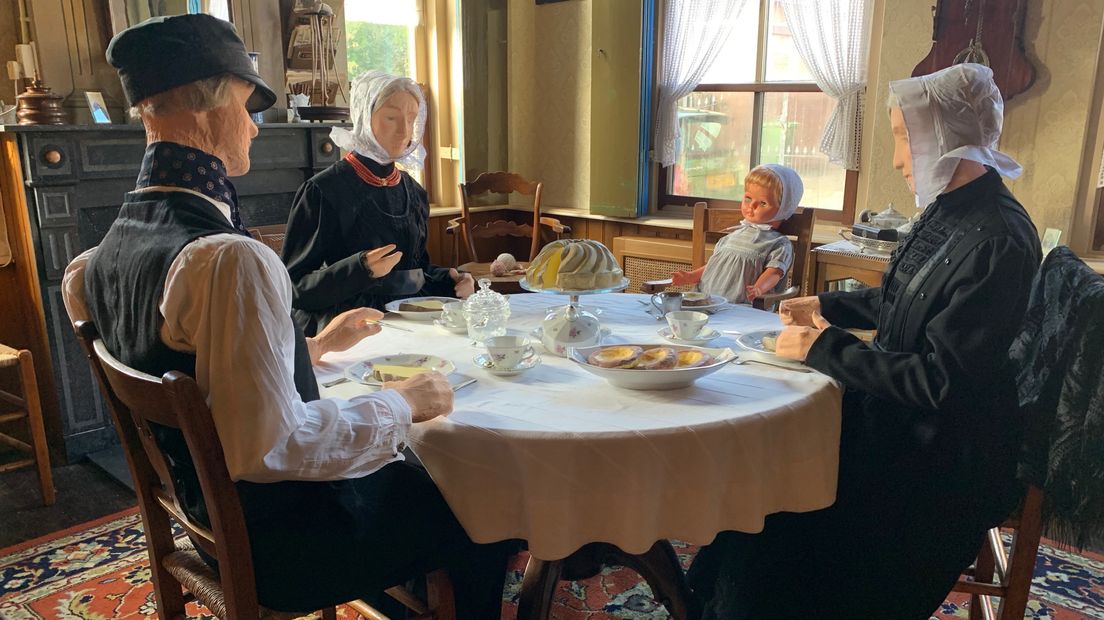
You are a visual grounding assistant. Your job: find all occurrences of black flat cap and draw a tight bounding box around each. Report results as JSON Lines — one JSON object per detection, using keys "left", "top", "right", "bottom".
{"left": 107, "top": 13, "right": 276, "bottom": 113}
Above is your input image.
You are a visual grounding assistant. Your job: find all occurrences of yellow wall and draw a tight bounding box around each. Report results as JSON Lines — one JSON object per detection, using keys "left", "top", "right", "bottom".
{"left": 508, "top": 0, "right": 592, "bottom": 210}
{"left": 859, "top": 0, "right": 1104, "bottom": 238}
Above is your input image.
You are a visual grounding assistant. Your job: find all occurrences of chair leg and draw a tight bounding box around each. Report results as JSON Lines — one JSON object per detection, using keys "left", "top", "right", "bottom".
{"left": 320, "top": 607, "right": 338, "bottom": 620}
{"left": 18, "top": 351, "right": 54, "bottom": 506}
{"left": 425, "top": 569, "right": 456, "bottom": 620}
{"left": 517, "top": 556, "right": 564, "bottom": 620}
{"left": 969, "top": 533, "right": 996, "bottom": 620}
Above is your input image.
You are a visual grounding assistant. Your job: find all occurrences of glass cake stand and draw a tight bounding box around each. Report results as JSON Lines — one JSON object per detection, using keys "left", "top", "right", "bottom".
{"left": 519, "top": 277, "right": 630, "bottom": 357}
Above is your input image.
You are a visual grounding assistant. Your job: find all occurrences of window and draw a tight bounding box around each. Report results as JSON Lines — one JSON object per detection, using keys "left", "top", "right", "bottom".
{"left": 344, "top": 0, "right": 418, "bottom": 79}
{"left": 335, "top": 0, "right": 463, "bottom": 208}
{"left": 660, "top": 0, "right": 856, "bottom": 222}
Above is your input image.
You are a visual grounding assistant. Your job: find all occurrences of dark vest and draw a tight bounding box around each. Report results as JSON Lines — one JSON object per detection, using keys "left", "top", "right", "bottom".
{"left": 85, "top": 190, "right": 319, "bottom": 526}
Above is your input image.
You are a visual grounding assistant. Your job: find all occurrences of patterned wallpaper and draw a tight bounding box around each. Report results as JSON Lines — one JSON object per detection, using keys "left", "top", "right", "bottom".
{"left": 507, "top": 0, "right": 593, "bottom": 210}
{"left": 859, "top": 0, "right": 1104, "bottom": 237}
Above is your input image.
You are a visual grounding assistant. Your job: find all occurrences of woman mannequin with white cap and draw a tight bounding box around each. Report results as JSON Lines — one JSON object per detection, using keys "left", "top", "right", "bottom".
{"left": 688, "top": 64, "right": 1041, "bottom": 619}
{"left": 283, "top": 71, "right": 474, "bottom": 336}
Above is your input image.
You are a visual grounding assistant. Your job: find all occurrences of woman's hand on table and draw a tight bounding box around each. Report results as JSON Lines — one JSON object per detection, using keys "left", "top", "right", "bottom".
{"left": 307, "top": 307, "right": 384, "bottom": 364}
{"left": 776, "top": 312, "right": 830, "bottom": 362}
{"left": 450, "top": 268, "right": 475, "bottom": 298}
{"left": 362, "top": 244, "right": 402, "bottom": 278}
{"left": 386, "top": 372, "right": 453, "bottom": 423}
{"left": 779, "top": 295, "right": 822, "bottom": 327}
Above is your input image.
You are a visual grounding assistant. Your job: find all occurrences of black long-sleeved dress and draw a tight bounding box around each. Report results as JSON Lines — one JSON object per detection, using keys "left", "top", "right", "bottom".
{"left": 689, "top": 169, "right": 1042, "bottom": 620}
{"left": 282, "top": 155, "right": 454, "bottom": 336}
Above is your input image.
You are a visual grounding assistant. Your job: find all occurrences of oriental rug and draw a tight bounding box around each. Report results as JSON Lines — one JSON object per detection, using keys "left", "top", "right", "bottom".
{"left": 1, "top": 507, "right": 1101, "bottom": 619}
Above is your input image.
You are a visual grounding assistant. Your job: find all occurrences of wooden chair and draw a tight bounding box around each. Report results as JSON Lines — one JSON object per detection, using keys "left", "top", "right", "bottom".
{"left": 74, "top": 320, "right": 454, "bottom": 620}
{"left": 0, "top": 343, "right": 54, "bottom": 506}
{"left": 447, "top": 172, "right": 569, "bottom": 291}
{"left": 951, "top": 485, "right": 1044, "bottom": 620}
{"left": 642, "top": 201, "right": 816, "bottom": 310}
{"left": 248, "top": 224, "right": 288, "bottom": 256}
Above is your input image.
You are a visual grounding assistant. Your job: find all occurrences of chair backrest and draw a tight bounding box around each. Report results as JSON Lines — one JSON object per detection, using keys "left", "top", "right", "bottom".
{"left": 73, "top": 320, "right": 263, "bottom": 618}
{"left": 459, "top": 171, "right": 545, "bottom": 262}
{"left": 690, "top": 201, "right": 817, "bottom": 295}
{"left": 248, "top": 224, "right": 288, "bottom": 256}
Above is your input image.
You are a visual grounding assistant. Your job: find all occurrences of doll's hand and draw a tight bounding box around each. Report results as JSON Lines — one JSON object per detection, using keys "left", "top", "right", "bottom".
{"left": 775, "top": 313, "right": 830, "bottom": 361}
{"left": 671, "top": 270, "right": 697, "bottom": 286}
{"left": 779, "top": 295, "right": 821, "bottom": 327}
{"left": 450, "top": 269, "right": 475, "bottom": 298}
{"left": 362, "top": 244, "right": 402, "bottom": 278}
{"left": 745, "top": 284, "right": 763, "bottom": 301}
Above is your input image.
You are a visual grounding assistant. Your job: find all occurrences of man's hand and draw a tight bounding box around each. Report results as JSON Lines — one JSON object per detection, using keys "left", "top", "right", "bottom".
{"left": 775, "top": 313, "right": 831, "bottom": 361}
{"left": 362, "top": 244, "right": 402, "bottom": 278}
{"left": 386, "top": 371, "right": 453, "bottom": 423}
{"left": 307, "top": 307, "right": 383, "bottom": 363}
{"left": 779, "top": 295, "right": 822, "bottom": 327}
{"left": 450, "top": 268, "right": 475, "bottom": 298}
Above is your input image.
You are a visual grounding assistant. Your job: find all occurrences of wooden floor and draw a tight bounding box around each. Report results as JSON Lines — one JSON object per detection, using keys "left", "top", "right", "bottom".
{"left": 0, "top": 449, "right": 135, "bottom": 549}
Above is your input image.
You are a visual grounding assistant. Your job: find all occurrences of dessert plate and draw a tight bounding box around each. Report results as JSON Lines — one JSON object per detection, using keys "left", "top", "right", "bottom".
{"left": 733, "top": 329, "right": 782, "bottom": 356}
{"left": 474, "top": 353, "right": 541, "bottom": 376}
{"left": 678, "top": 293, "right": 729, "bottom": 313}
{"left": 345, "top": 354, "right": 456, "bottom": 386}
{"left": 384, "top": 296, "right": 459, "bottom": 321}
{"left": 658, "top": 326, "right": 721, "bottom": 345}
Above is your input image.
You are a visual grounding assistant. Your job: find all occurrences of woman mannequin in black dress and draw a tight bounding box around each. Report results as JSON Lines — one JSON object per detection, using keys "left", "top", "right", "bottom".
{"left": 689, "top": 63, "right": 1041, "bottom": 620}
{"left": 283, "top": 71, "right": 474, "bottom": 336}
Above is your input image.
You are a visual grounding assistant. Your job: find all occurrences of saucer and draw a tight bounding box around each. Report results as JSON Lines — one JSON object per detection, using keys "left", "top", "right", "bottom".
{"left": 474, "top": 353, "right": 541, "bottom": 376}
{"left": 658, "top": 326, "right": 721, "bottom": 345}
{"left": 434, "top": 318, "right": 467, "bottom": 334}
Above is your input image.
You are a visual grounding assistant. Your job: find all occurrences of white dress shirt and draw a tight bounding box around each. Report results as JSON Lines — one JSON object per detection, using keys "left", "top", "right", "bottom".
{"left": 62, "top": 187, "right": 412, "bottom": 483}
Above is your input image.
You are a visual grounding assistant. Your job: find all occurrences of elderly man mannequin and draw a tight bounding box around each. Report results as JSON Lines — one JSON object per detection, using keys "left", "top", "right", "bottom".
{"left": 689, "top": 64, "right": 1041, "bottom": 619}
{"left": 61, "top": 14, "right": 510, "bottom": 617}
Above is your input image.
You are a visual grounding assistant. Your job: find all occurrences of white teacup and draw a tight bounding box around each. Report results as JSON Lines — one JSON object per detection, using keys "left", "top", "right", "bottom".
{"left": 441, "top": 301, "right": 467, "bottom": 328}
{"left": 484, "top": 335, "right": 537, "bottom": 369}
{"left": 666, "top": 310, "right": 709, "bottom": 340}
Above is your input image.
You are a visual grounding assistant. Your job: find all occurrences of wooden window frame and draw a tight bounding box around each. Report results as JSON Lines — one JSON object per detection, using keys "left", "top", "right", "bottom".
{"left": 656, "top": 0, "right": 857, "bottom": 224}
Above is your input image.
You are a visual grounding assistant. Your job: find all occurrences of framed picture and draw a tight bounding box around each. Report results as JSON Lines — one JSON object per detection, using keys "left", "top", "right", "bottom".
{"left": 1041, "top": 228, "right": 1062, "bottom": 255}
{"left": 85, "top": 91, "right": 111, "bottom": 124}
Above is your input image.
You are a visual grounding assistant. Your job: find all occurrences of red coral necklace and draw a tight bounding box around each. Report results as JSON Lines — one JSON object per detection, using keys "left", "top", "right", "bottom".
{"left": 345, "top": 152, "right": 401, "bottom": 187}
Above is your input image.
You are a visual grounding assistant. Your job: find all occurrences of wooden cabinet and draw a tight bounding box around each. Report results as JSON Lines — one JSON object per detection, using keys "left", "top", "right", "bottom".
{"left": 0, "top": 124, "right": 339, "bottom": 461}
{"left": 812, "top": 241, "right": 890, "bottom": 294}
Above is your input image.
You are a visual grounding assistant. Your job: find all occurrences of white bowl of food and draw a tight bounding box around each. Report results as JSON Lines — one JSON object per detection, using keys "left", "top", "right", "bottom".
{"left": 568, "top": 344, "right": 737, "bottom": 390}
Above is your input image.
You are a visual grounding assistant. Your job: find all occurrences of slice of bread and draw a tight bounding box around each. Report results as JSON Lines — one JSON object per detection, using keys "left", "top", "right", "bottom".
{"left": 398, "top": 299, "right": 445, "bottom": 312}
{"left": 371, "top": 365, "right": 431, "bottom": 382}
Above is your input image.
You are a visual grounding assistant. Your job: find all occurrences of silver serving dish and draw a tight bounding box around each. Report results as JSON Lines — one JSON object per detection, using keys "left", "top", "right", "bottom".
{"left": 839, "top": 229, "right": 899, "bottom": 255}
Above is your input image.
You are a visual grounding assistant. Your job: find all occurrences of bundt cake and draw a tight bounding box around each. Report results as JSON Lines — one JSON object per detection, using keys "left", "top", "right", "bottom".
{"left": 525, "top": 239, "right": 625, "bottom": 291}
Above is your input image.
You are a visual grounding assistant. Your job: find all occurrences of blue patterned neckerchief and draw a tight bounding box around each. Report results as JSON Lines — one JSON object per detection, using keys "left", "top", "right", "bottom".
{"left": 136, "top": 142, "right": 245, "bottom": 232}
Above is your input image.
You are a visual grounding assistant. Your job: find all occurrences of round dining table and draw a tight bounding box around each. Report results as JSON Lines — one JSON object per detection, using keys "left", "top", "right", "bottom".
{"left": 318, "top": 292, "right": 842, "bottom": 618}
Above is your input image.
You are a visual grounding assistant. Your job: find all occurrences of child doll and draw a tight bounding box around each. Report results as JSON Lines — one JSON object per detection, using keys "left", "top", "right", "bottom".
{"left": 672, "top": 164, "right": 804, "bottom": 304}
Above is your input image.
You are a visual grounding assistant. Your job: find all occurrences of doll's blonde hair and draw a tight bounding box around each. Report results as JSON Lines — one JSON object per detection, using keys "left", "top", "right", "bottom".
{"left": 744, "top": 166, "right": 784, "bottom": 207}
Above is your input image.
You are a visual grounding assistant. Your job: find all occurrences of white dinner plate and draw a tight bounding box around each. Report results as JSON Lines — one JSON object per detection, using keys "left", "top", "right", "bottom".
{"left": 384, "top": 296, "right": 459, "bottom": 321}
{"left": 345, "top": 353, "right": 456, "bottom": 386}
{"left": 733, "top": 329, "right": 782, "bottom": 356}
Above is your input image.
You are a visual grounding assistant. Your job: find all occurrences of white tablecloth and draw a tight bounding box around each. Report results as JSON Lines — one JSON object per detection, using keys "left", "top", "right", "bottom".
{"left": 320, "top": 293, "right": 842, "bottom": 560}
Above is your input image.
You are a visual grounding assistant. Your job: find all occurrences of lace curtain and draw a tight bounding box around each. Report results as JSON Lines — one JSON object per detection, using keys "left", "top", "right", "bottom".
{"left": 778, "top": 0, "right": 871, "bottom": 170}
{"left": 654, "top": 0, "right": 750, "bottom": 167}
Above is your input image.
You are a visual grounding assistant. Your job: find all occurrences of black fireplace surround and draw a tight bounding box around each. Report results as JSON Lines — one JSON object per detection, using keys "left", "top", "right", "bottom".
{"left": 3, "top": 124, "right": 340, "bottom": 460}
